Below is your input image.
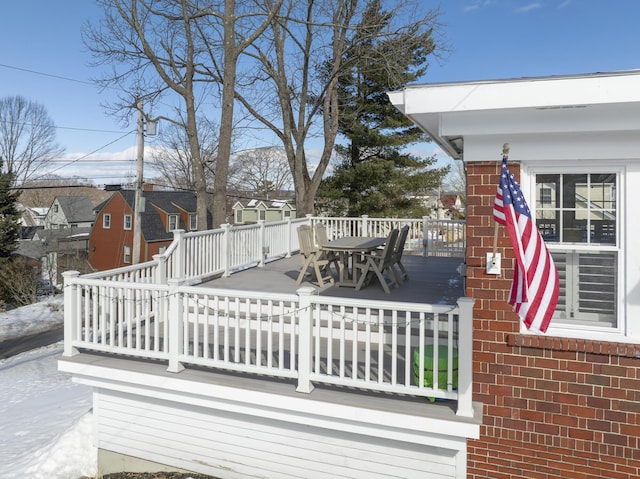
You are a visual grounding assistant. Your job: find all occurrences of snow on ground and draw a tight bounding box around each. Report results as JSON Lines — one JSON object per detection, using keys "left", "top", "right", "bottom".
{"left": 0, "top": 298, "right": 96, "bottom": 478}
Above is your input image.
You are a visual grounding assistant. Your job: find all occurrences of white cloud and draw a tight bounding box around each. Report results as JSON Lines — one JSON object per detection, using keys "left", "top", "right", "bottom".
{"left": 41, "top": 145, "right": 164, "bottom": 186}
{"left": 517, "top": 2, "right": 542, "bottom": 13}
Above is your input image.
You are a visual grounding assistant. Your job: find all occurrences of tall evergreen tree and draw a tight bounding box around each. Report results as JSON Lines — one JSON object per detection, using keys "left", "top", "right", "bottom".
{"left": 0, "top": 157, "right": 20, "bottom": 258}
{"left": 320, "top": 0, "right": 448, "bottom": 217}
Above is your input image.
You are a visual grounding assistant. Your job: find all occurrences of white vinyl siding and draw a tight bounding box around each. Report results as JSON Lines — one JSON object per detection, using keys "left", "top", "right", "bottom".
{"left": 94, "top": 387, "right": 463, "bottom": 479}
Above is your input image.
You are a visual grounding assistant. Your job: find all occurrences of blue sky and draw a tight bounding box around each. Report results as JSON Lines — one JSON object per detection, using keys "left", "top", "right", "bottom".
{"left": 1, "top": 0, "right": 639, "bottom": 185}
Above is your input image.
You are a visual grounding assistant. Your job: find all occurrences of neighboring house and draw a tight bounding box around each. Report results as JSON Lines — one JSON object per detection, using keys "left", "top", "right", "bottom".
{"left": 232, "top": 198, "right": 296, "bottom": 225}
{"left": 388, "top": 70, "right": 640, "bottom": 478}
{"left": 413, "top": 191, "right": 464, "bottom": 219}
{"left": 89, "top": 189, "right": 205, "bottom": 271}
{"left": 35, "top": 228, "right": 93, "bottom": 281}
{"left": 44, "top": 196, "right": 95, "bottom": 230}
{"left": 440, "top": 193, "right": 464, "bottom": 219}
{"left": 17, "top": 203, "right": 48, "bottom": 228}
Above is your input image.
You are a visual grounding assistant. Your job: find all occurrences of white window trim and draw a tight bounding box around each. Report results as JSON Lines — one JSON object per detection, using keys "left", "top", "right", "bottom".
{"left": 103, "top": 213, "right": 111, "bottom": 229}
{"left": 168, "top": 214, "right": 179, "bottom": 231}
{"left": 124, "top": 214, "right": 132, "bottom": 230}
{"left": 189, "top": 213, "right": 197, "bottom": 231}
{"left": 123, "top": 245, "right": 131, "bottom": 264}
{"left": 522, "top": 161, "right": 627, "bottom": 342}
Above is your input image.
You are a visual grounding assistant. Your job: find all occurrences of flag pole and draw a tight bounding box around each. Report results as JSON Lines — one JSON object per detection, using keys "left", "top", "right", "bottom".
{"left": 492, "top": 143, "right": 510, "bottom": 261}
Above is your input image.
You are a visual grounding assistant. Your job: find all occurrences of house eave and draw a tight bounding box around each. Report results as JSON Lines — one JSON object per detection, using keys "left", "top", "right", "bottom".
{"left": 388, "top": 70, "right": 640, "bottom": 160}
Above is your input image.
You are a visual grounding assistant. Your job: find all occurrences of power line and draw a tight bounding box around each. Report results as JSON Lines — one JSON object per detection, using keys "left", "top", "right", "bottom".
{"left": 33, "top": 131, "right": 135, "bottom": 178}
{"left": 0, "top": 63, "right": 94, "bottom": 86}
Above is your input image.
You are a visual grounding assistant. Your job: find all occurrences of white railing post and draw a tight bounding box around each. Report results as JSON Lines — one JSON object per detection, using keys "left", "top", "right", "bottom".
{"left": 167, "top": 279, "right": 185, "bottom": 373}
{"left": 153, "top": 253, "right": 167, "bottom": 284}
{"left": 62, "top": 270, "right": 81, "bottom": 357}
{"left": 296, "top": 286, "right": 317, "bottom": 394}
{"left": 222, "top": 223, "right": 232, "bottom": 277}
{"left": 258, "top": 220, "right": 266, "bottom": 268}
{"left": 422, "top": 216, "right": 429, "bottom": 257}
{"left": 361, "top": 214, "right": 369, "bottom": 236}
{"left": 172, "top": 229, "right": 186, "bottom": 280}
{"left": 456, "top": 297, "right": 475, "bottom": 417}
{"left": 286, "top": 217, "right": 293, "bottom": 257}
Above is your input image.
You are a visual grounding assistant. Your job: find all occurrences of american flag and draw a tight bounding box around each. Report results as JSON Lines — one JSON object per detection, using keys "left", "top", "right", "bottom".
{"left": 493, "top": 156, "right": 559, "bottom": 333}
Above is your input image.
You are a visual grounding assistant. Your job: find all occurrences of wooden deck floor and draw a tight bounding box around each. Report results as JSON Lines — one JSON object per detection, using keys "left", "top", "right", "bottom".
{"left": 201, "top": 253, "right": 466, "bottom": 305}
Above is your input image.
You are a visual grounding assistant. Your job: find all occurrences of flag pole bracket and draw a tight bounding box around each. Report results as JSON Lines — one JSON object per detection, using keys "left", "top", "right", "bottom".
{"left": 486, "top": 252, "right": 501, "bottom": 275}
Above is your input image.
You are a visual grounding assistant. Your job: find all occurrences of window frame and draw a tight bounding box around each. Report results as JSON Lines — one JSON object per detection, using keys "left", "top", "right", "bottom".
{"left": 124, "top": 214, "right": 132, "bottom": 230}
{"left": 123, "top": 244, "right": 131, "bottom": 264}
{"left": 168, "top": 214, "right": 179, "bottom": 231}
{"left": 189, "top": 213, "right": 197, "bottom": 231}
{"left": 103, "top": 213, "right": 111, "bottom": 229}
{"left": 524, "top": 162, "right": 625, "bottom": 341}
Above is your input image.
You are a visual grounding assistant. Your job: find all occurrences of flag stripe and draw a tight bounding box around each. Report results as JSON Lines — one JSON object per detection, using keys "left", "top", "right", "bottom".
{"left": 493, "top": 156, "right": 559, "bottom": 333}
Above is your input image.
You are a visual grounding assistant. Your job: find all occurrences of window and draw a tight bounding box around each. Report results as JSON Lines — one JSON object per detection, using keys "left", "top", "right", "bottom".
{"left": 123, "top": 245, "right": 131, "bottom": 264}
{"left": 168, "top": 214, "right": 178, "bottom": 231}
{"left": 236, "top": 209, "right": 243, "bottom": 224}
{"left": 259, "top": 209, "right": 266, "bottom": 221}
{"left": 124, "top": 214, "right": 132, "bottom": 230}
{"left": 189, "top": 213, "right": 197, "bottom": 231}
{"left": 535, "top": 172, "right": 618, "bottom": 330}
{"left": 284, "top": 210, "right": 291, "bottom": 218}
{"left": 103, "top": 214, "right": 111, "bottom": 229}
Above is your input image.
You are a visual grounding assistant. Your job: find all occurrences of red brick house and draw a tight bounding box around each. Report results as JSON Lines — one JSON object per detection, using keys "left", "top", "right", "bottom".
{"left": 389, "top": 70, "right": 640, "bottom": 478}
{"left": 89, "top": 189, "right": 206, "bottom": 271}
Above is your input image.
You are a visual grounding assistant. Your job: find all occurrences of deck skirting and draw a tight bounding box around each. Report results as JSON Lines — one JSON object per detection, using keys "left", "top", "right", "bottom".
{"left": 60, "top": 354, "right": 481, "bottom": 479}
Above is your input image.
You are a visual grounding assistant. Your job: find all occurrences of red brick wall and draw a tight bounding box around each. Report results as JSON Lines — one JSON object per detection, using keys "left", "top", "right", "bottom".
{"left": 466, "top": 161, "right": 640, "bottom": 479}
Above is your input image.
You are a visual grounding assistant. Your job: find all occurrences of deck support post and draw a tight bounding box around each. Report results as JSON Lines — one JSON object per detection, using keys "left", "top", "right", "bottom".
{"left": 62, "top": 270, "right": 81, "bottom": 357}
{"left": 456, "top": 297, "right": 475, "bottom": 417}
{"left": 167, "top": 279, "right": 185, "bottom": 373}
{"left": 296, "top": 287, "right": 317, "bottom": 394}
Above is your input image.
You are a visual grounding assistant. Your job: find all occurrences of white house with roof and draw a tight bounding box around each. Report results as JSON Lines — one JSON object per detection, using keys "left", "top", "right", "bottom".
{"left": 44, "top": 196, "right": 95, "bottom": 230}
{"left": 232, "top": 198, "right": 296, "bottom": 224}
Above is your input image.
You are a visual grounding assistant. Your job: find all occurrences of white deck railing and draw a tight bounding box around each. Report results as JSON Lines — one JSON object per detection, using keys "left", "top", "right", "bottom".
{"left": 62, "top": 215, "right": 471, "bottom": 415}
{"left": 62, "top": 270, "right": 474, "bottom": 417}
{"left": 80, "top": 216, "right": 464, "bottom": 286}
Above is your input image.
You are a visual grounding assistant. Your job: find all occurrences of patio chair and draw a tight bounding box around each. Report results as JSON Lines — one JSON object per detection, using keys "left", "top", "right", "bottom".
{"left": 390, "top": 224, "right": 410, "bottom": 284}
{"left": 296, "top": 225, "right": 335, "bottom": 287}
{"left": 355, "top": 228, "right": 399, "bottom": 294}
{"left": 314, "top": 223, "right": 340, "bottom": 272}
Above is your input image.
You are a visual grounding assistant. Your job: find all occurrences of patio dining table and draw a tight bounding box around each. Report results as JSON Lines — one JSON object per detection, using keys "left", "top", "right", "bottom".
{"left": 321, "top": 236, "right": 386, "bottom": 287}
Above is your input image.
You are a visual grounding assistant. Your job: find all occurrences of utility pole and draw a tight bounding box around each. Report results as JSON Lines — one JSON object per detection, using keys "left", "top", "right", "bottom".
{"left": 133, "top": 99, "right": 144, "bottom": 265}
